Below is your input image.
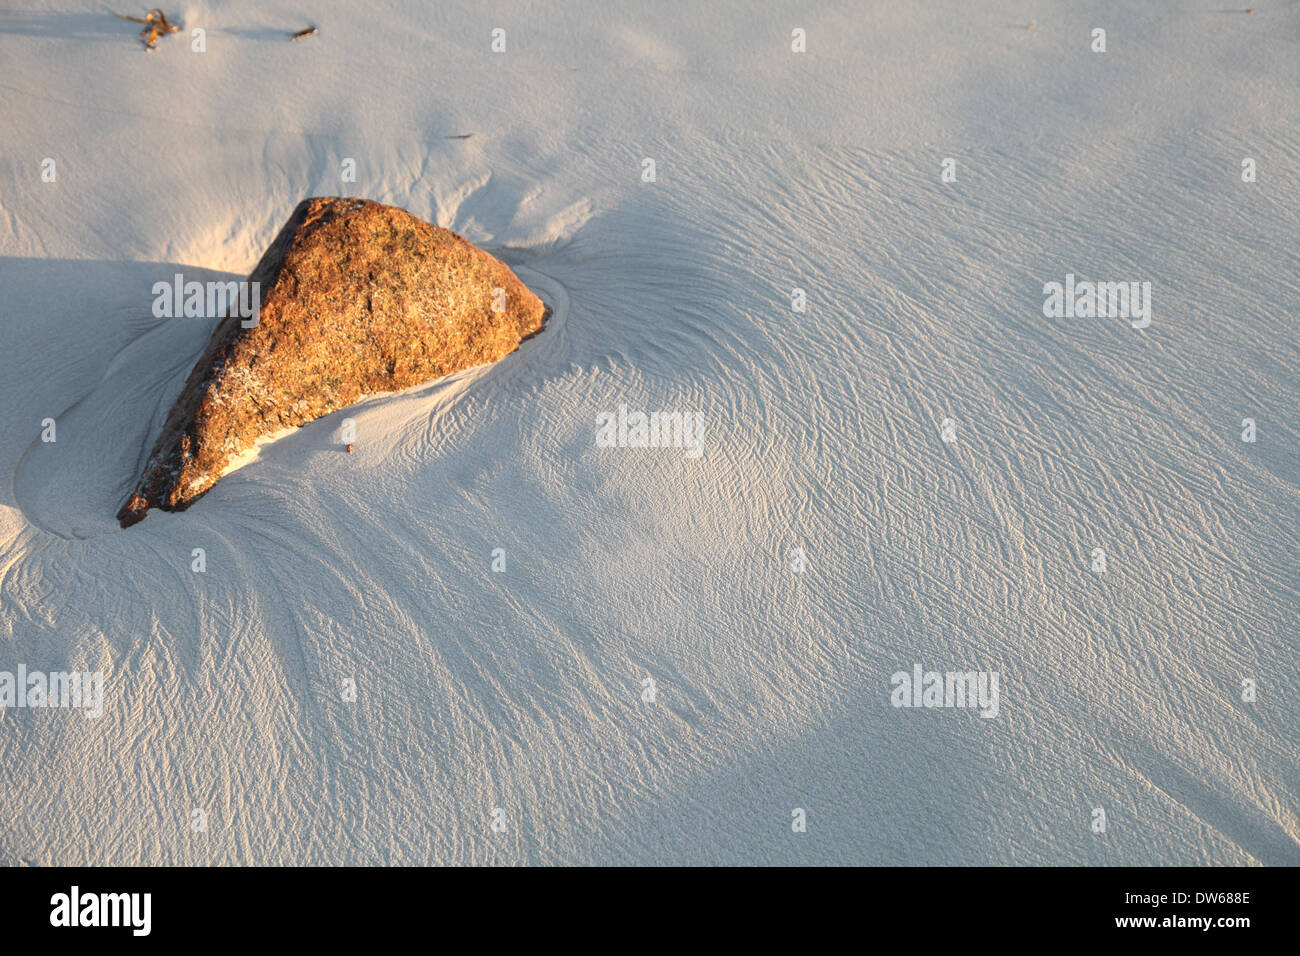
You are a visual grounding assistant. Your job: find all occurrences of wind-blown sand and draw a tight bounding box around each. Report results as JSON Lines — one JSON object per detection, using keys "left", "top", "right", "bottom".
{"left": 0, "top": 1, "right": 1296, "bottom": 864}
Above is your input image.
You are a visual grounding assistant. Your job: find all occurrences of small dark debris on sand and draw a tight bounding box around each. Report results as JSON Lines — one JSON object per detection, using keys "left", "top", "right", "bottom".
{"left": 115, "top": 9, "right": 180, "bottom": 50}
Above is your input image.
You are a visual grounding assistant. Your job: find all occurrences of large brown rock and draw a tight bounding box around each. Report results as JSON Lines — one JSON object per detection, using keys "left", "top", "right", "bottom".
{"left": 117, "top": 197, "right": 548, "bottom": 527}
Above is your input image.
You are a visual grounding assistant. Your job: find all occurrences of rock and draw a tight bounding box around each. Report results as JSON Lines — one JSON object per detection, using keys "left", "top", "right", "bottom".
{"left": 117, "top": 197, "right": 548, "bottom": 528}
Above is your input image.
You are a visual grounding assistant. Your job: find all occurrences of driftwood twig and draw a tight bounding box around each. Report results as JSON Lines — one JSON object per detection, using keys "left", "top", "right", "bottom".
{"left": 114, "top": 9, "right": 180, "bottom": 51}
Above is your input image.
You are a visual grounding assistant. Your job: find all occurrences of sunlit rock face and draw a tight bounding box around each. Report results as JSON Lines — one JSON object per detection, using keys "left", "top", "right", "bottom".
{"left": 117, "top": 197, "right": 548, "bottom": 527}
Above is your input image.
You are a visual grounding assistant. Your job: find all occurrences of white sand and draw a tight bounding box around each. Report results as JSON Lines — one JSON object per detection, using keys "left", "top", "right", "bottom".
{"left": 0, "top": 1, "right": 1296, "bottom": 864}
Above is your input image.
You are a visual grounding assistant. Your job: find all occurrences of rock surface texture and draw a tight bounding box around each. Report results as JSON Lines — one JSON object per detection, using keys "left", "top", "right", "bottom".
{"left": 117, "top": 197, "right": 548, "bottom": 527}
